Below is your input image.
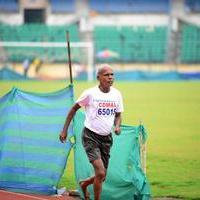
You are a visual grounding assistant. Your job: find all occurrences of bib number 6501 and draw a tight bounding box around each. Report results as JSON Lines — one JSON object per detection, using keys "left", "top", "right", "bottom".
{"left": 97, "top": 108, "right": 116, "bottom": 115}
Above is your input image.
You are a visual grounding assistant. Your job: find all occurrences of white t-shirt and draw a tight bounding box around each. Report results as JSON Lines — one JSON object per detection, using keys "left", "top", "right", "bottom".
{"left": 76, "top": 86, "right": 124, "bottom": 135}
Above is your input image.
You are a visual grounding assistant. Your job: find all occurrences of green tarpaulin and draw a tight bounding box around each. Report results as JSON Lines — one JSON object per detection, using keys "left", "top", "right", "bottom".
{"left": 73, "top": 111, "right": 151, "bottom": 200}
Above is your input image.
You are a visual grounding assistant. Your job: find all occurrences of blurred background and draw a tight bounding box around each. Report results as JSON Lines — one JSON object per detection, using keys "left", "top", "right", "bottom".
{"left": 0, "top": 0, "right": 200, "bottom": 81}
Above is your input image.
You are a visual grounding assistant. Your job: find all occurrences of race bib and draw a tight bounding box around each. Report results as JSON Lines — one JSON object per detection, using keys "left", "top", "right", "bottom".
{"left": 96, "top": 100, "right": 117, "bottom": 117}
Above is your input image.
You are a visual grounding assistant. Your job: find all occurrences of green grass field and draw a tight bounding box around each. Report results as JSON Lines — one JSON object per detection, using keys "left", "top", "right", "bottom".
{"left": 0, "top": 80, "right": 200, "bottom": 199}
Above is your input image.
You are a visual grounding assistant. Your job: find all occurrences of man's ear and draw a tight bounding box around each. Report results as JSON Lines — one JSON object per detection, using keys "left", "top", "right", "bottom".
{"left": 97, "top": 75, "right": 99, "bottom": 80}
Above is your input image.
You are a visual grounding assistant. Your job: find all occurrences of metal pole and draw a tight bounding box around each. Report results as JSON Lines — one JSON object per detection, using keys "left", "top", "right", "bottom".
{"left": 139, "top": 120, "right": 147, "bottom": 174}
{"left": 66, "top": 31, "right": 73, "bottom": 84}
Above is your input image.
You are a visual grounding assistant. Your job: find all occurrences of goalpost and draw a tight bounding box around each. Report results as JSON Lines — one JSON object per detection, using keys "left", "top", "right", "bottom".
{"left": 0, "top": 41, "right": 94, "bottom": 81}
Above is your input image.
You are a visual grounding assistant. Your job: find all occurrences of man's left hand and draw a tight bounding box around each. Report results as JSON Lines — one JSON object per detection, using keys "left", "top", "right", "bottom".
{"left": 114, "top": 126, "right": 121, "bottom": 135}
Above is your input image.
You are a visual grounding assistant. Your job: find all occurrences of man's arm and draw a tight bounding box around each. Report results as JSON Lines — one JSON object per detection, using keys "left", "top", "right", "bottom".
{"left": 59, "top": 103, "right": 81, "bottom": 143}
{"left": 114, "top": 112, "right": 122, "bottom": 135}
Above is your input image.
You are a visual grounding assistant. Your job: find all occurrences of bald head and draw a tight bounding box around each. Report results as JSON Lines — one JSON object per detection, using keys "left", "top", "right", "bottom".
{"left": 97, "top": 64, "right": 113, "bottom": 78}
{"left": 96, "top": 64, "right": 114, "bottom": 92}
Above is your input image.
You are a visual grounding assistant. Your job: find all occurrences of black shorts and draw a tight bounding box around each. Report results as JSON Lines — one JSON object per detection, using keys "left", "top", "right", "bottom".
{"left": 82, "top": 127, "right": 113, "bottom": 169}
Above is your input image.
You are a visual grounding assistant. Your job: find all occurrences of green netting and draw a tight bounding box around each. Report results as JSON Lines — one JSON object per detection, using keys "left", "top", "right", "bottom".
{"left": 73, "top": 112, "right": 151, "bottom": 200}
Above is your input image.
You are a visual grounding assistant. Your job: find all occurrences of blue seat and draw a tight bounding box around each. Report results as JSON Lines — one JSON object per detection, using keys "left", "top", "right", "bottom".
{"left": 185, "top": 0, "right": 200, "bottom": 12}
{"left": 50, "top": 0, "right": 75, "bottom": 13}
{"left": 0, "top": 0, "right": 18, "bottom": 12}
{"left": 89, "top": 0, "right": 169, "bottom": 13}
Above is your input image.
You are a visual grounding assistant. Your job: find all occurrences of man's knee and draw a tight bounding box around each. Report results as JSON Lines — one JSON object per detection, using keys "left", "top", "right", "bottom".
{"left": 92, "top": 159, "right": 106, "bottom": 181}
{"left": 96, "top": 169, "right": 106, "bottom": 182}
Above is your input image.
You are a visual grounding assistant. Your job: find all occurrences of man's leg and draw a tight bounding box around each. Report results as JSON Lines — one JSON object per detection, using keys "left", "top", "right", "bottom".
{"left": 79, "top": 158, "right": 105, "bottom": 200}
{"left": 92, "top": 158, "right": 106, "bottom": 200}
{"left": 79, "top": 176, "right": 94, "bottom": 200}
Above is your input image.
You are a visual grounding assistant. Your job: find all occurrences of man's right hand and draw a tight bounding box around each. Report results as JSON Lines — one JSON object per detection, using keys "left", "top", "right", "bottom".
{"left": 59, "top": 131, "right": 67, "bottom": 143}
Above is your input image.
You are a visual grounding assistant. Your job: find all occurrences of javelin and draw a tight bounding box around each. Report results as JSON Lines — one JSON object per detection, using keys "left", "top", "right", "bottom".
{"left": 66, "top": 31, "right": 73, "bottom": 84}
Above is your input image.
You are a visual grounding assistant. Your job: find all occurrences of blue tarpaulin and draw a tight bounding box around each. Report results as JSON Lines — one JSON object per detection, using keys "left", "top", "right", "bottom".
{"left": 0, "top": 68, "right": 31, "bottom": 80}
{"left": 0, "top": 85, "right": 74, "bottom": 194}
{"left": 76, "top": 70, "right": 200, "bottom": 81}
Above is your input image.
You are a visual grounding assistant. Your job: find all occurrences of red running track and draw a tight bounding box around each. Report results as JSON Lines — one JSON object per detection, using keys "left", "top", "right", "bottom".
{"left": 0, "top": 190, "right": 81, "bottom": 200}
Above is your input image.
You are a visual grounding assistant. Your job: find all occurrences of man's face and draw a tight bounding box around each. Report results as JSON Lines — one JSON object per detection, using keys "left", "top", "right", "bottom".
{"left": 98, "top": 67, "right": 114, "bottom": 88}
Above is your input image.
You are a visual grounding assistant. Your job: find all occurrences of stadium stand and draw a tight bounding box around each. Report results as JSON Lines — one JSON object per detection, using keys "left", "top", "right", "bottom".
{"left": 0, "top": 24, "right": 79, "bottom": 42}
{"left": 89, "top": 0, "right": 170, "bottom": 13}
{"left": 180, "top": 24, "right": 200, "bottom": 63}
{"left": 50, "top": 0, "right": 75, "bottom": 13}
{"left": 0, "top": 23, "right": 79, "bottom": 62}
{"left": 94, "top": 26, "right": 167, "bottom": 63}
{"left": 0, "top": 0, "right": 18, "bottom": 12}
{"left": 1, "top": 22, "right": 199, "bottom": 64}
{"left": 0, "top": 0, "right": 199, "bottom": 66}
